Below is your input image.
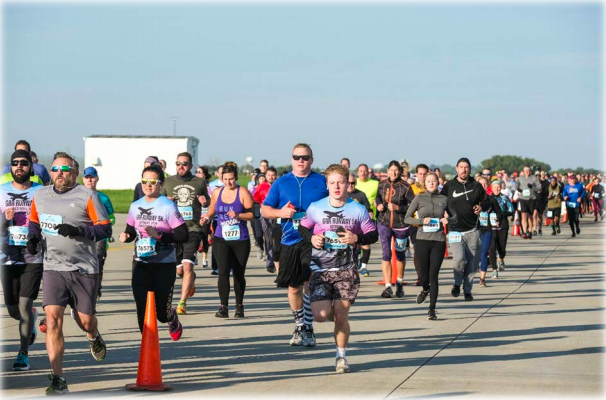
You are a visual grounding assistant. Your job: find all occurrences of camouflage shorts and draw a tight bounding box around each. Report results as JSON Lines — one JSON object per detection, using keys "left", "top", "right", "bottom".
{"left": 309, "top": 267, "right": 360, "bottom": 304}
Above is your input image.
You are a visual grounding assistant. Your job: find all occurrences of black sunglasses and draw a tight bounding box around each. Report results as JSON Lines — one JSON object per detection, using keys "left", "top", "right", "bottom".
{"left": 11, "top": 160, "right": 31, "bottom": 167}
{"left": 348, "top": 181, "right": 356, "bottom": 185}
{"left": 292, "top": 155, "right": 311, "bottom": 161}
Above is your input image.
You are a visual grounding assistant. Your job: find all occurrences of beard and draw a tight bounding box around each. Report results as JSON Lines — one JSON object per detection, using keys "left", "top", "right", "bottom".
{"left": 11, "top": 170, "right": 29, "bottom": 184}
{"left": 53, "top": 175, "right": 76, "bottom": 192}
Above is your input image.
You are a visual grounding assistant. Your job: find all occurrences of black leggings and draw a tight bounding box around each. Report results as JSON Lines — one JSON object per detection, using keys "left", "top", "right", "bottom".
{"left": 414, "top": 240, "right": 445, "bottom": 310}
{"left": 489, "top": 228, "right": 508, "bottom": 269}
{"left": 131, "top": 261, "right": 177, "bottom": 333}
{"left": 213, "top": 237, "right": 251, "bottom": 306}
{"left": 199, "top": 224, "right": 210, "bottom": 253}
{"left": 567, "top": 207, "right": 580, "bottom": 232}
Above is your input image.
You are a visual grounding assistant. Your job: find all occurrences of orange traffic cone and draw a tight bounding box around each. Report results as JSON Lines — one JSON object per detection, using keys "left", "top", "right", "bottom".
{"left": 125, "top": 291, "right": 172, "bottom": 391}
{"left": 561, "top": 203, "right": 568, "bottom": 223}
{"left": 377, "top": 237, "right": 398, "bottom": 285}
{"left": 511, "top": 211, "right": 520, "bottom": 236}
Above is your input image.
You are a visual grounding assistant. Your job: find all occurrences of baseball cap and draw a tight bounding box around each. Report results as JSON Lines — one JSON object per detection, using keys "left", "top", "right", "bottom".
{"left": 83, "top": 166, "right": 98, "bottom": 178}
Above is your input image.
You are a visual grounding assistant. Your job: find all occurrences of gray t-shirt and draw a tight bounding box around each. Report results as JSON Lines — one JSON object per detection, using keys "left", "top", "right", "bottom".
{"left": 31, "top": 185, "right": 110, "bottom": 274}
{"left": 515, "top": 175, "right": 541, "bottom": 200}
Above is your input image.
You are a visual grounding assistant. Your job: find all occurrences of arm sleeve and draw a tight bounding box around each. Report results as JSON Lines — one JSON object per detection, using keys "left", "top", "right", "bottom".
{"left": 397, "top": 186, "right": 415, "bottom": 215}
{"left": 124, "top": 223, "right": 137, "bottom": 243}
{"left": 159, "top": 223, "right": 189, "bottom": 244}
{"left": 80, "top": 224, "right": 112, "bottom": 242}
{"left": 404, "top": 196, "right": 422, "bottom": 226}
{"left": 297, "top": 224, "right": 314, "bottom": 243}
{"left": 357, "top": 228, "right": 378, "bottom": 245}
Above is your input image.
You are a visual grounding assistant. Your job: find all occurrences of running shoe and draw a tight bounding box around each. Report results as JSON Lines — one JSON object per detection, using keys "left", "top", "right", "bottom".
{"left": 416, "top": 290, "right": 429, "bottom": 304}
{"left": 576, "top": 227, "right": 581, "bottom": 234}
{"left": 427, "top": 309, "right": 437, "bottom": 320}
{"left": 571, "top": 232, "right": 576, "bottom": 238}
{"left": 595, "top": 217, "right": 598, "bottom": 222}
{"left": 498, "top": 261, "right": 505, "bottom": 271}
{"left": 521, "top": 233, "right": 528, "bottom": 239}
{"left": 215, "top": 305, "right": 228, "bottom": 318}
{"left": 30, "top": 308, "right": 39, "bottom": 346}
{"left": 395, "top": 281, "right": 404, "bottom": 298}
{"left": 211, "top": 269, "right": 219, "bottom": 276}
{"left": 538, "top": 229, "right": 542, "bottom": 236}
{"left": 188, "top": 272, "right": 196, "bottom": 298}
{"left": 290, "top": 326, "right": 303, "bottom": 346}
{"left": 234, "top": 304, "right": 244, "bottom": 318}
{"left": 267, "top": 266, "right": 276, "bottom": 273}
{"left": 88, "top": 332, "right": 107, "bottom": 362}
{"left": 39, "top": 317, "right": 47, "bottom": 334}
{"left": 532, "top": 230, "right": 538, "bottom": 236}
{"left": 359, "top": 267, "right": 369, "bottom": 277}
{"left": 256, "top": 250, "right": 263, "bottom": 260}
{"left": 551, "top": 230, "right": 556, "bottom": 236}
{"left": 491, "top": 270, "right": 499, "bottom": 279}
{"left": 168, "top": 311, "right": 183, "bottom": 341}
{"left": 557, "top": 226, "right": 561, "bottom": 234}
{"left": 464, "top": 292, "right": 474, "bottom": 301}
{"left": 46, "top": 373, "right": 69, "bottom": 395}
{"left": 177, "top": 300, "right": 187, "bottom": 315}
{"left": 527, "top": 232, "right": 532, "bottom": 240}
{"left": 479, "top": 279, "right": 486, "bottom": 287}
{"left": 302, "top": 326, "right": 317, "bottom": 347}
{"left": 13, "top": 351, "right": 30, "bottom": 371}
{"left": 451, "top": 285, "right": 461, "bottom": 298}
{"left": 335, "top": 357, "right": 350, "bottom": 374}
{"left": 381, "top": 286, "right": 394, "bottom": 298}
{"left": 202, "top": 259, "right": 208, "bottom": 268}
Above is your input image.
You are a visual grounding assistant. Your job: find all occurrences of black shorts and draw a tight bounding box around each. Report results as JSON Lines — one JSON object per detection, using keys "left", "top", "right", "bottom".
{"left": 276, "top": 240, "right": 312, "bottom": 288}
{"left": 547, "top": 207, "right": 561, "bottom": 218}
{"left": 272, "top": 222, "right": 283, "bottom": 261}
{"left": 1, "top": 263, "right": 43, "bottom": 305}
{"left": 43, "top": 270, "right": 99, "bottom": 316}
{"left": 534, "top": 200, "right": 546, "bottom": 214}
{"left": 309, "top": 267, "right": 360, "bottom": 304}
{"left": 519, "top": 199, "right": 535, "bottom": 214}
{"left": 176, "top": 230, "right": 202, "bottom": 267}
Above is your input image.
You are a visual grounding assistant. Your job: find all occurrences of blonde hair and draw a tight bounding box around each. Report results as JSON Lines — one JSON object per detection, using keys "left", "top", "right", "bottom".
{"left": 325, "top": 164, "right": 349, "bottom": 179}
{"left": 424, "top": 172, "right": 439, "bottom": 184}
{"left": 292, "top": 143, "right": 313, "bottom": 157}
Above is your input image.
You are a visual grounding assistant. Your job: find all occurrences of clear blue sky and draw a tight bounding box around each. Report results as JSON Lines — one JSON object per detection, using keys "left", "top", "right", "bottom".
{"left": 3, "top": 2, "right": 603, "bottom": 170}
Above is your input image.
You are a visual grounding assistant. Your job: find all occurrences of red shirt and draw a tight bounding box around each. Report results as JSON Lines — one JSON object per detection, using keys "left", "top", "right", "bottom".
{"left": 253, "top": 181, "right": 271, "bottom": 204}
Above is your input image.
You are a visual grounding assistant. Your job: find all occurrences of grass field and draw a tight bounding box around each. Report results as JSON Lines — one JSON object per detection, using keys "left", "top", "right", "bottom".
{"left": 101, "top": 176, "right": 251, "bottom": 214}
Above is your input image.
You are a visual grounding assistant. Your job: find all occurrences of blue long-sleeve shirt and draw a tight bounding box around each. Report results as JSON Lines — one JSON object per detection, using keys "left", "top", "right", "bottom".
{"left": 563, "top": 182, "right": 585, "bottom": 206}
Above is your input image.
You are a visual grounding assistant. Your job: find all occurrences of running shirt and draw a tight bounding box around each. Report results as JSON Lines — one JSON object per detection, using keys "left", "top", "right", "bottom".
{"left": 591, "top": 184, "right": 604, "bottom": 199}
{"left": 161, "top": 173, "right": 209, "bottom": 232}
{"left": 96, "top": 190, "right": 115, "bottom": 254}
{"left": 126, "top": 196, "right": 185, "bottom": 263}
{"left": 300, "top": 197, "right": 375, "bottom": 272}
{"left": 214, "top": 187, "right": 250, "bottom": 241}
{"left": 356, "top": 178, "right": 379, "bottom": 217}
{"left": 547, "top": 184, "right": 563, "bottom": 209}
{"left": 0, "top": 182, "right": 43, "bottom": 265}
{"left": 2, "top": 162, "right": 51, "bottom": 185}
{"left": 515, "top": 175, "right": 541, "bottom": 200}
{"left": 30, "top": 185, "right": 110, "bottom": 274}
{"left": 263, "top": 171, "right": 328, "bottom": 246}
{"left": 0, "top": 173, "right": 43, "bottom": 186}
{"left": 563, "top": 182, "right": 585, "bottom": 206}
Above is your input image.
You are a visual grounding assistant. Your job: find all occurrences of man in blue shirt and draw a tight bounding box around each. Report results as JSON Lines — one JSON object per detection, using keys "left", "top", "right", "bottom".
{"left": 261, "top": 143, "right": 328, "bottom": 348}
{"left": 563, "top": 175, "right": 585, "bottom": 237}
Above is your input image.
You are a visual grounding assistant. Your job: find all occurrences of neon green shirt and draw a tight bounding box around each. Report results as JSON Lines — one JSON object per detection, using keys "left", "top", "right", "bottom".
{"left": 0, "top": 173, "right": 43, "bottom": 185}
{"left": 356, "top": 178, "right": 379, "bottom": 218}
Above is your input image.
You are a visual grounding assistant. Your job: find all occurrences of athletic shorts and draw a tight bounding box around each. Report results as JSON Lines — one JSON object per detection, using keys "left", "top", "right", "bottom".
{"left": 1, "top": 263, "right": 43, "bottom": 305}
{"left": 547, "top": 207, "right": 561, "bottom": 218}
{"left": 534, "top": 200, "right": 546, "bottom": 214}
{"left": 519, "top": 199, "right": 535, "bottom": 214}
{"left": 42, "top": 270, "right": 99, "bottom": 316}
{"left": 276, "top": 240, "right": 312, "bottom": 288}
{"left": 176, "top": 230, "right": 202, "bottom": 268}
{"left": 309, "top": 267, "right": 360, "bottom": 304}
{"left": 377, "top": 224, "right": 410, "bottom": 261}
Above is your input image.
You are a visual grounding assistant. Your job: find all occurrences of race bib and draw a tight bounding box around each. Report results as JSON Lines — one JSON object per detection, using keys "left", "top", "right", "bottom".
{"left": 178, "top": 206, "right": 193, "bottom": 221}
{"left": 200, "top": 206, "right": 209, "bottom": 216}
{"left": 223, "top": 224, "right": 241, "bottom": 241}
{"left": 40, "top": 214, "right": 63, "bottom": 236}
{"left": 567, "top": 202, "right": 578, "bottom": 209}
{"left": 479, "top": 212, "right": 489, "bottom": 227}
{"left": 523, "top": 189, "right": 531, "bottom": 197}
{"left": 448, "top": 232, "right": 462, "bottom": 243}
{"left": 423, "top": 218, "right": 440, "bottom": 233}
{"left": 136, "top": 237, "right": 157, "bottom": 258}
{"left": 8, "top": 226, "right": 28, "bottom": 246}
{"left": 324, "top": 231, "right": 347, "bottom": 250}
{"left": 292, "top": 212, "right": 306, "bottom": 229}
{"left": 594, "top": 193, "right": 600, "bottom": 199}
{"left": 489, "top": 212, "right": 498, "bottom": 226}
{"left": 277, "top": 218, "right": 282, "bottom": 225}
{"left": 394, "top": 237, "right": 407, "bottom": 252}
{"left": 547, "top": 210, "right": 553, "bottom": 218}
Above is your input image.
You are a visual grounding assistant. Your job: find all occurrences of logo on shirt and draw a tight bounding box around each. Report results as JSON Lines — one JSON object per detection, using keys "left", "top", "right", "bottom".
{"left": 452, "top": 190, "right": 473, "bottom": 198}
{"left": 7, "top": 193, "right": 28, "bottom": 201}
{"left": 5, "top": 192, "right": 32, "bottom": 209}
{"left": 322, "top": 210, "right": 355, "bottom": 226}
{"left": 138, "top": 207, "right": 154, "bottom": 216}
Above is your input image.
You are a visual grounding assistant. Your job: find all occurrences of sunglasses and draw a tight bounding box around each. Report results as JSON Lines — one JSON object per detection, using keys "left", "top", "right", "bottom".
{"left": 349, "top": 181, "right": 356, "bottom": 185}
{"left": 292, "top": 155, "right": 311, "bottom": 161}
{"left": 196, "top": 170, "right": 204, "bottom": 174}
{"left": 50, "top": 165, "right": 72, "bottom": 172}
{"left": 175, "top": 161, "right": 190, "bottom": 166}
{"left": 11, "top": 160, "right": 31, "bottom": 167}
{"left": 141, "top": 179, "right": 160, "bottom": 186}
{"left": 483, "top": 173, "right": 492, "bottom": 176}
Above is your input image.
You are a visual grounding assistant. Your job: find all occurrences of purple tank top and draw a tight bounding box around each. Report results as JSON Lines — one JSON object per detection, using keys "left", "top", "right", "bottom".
{"left": 214, "top": 186, "right": 250, "bottom": 241}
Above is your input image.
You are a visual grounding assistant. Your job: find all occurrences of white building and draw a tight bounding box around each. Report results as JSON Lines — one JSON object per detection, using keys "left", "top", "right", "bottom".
{"left": 83, "top": 135, "right": 199, "bottom": 190}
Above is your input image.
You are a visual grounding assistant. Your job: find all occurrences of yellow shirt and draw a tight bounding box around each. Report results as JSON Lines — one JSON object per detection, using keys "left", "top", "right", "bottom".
{"left": 356, "top": 178, "right": 379, "bottom": 218}
{"left": 0, "top": 172, "right": 43, "bottom": 185}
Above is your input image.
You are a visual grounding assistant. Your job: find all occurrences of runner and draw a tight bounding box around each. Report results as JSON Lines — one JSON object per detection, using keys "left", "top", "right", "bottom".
{"left": 208, "top": 165, "right": 225, "bottom": 276}
{"left": 409, "top": 164, "right": 430, "bottom": 286}
{"left": 440, "top": 157, "right": 490, "bottom": 301}
{"left": 82, "top": 167, "right": 116, "bottom": 299}
{"left": 375, "top": 161, "right": 415, "bottom": 298}
{"left": 249, "top": 169, "right": 266, "bottom": 260}
{"left": 161, "top": 152, "right": 210, "bottom": 315}
{"left": 533, "top": 171, "right": 549, "bottom": 236}
{"left": 298, "top": 164, "right": 377, "bottom": 373}
{"left": 563, "top": 175, "right": 585, "bottom": 237}
{"left": 0, "top": 150, "right": 43, "bottom": 371}
{"left": 547, "top": 176, "right": 564, "bottom": 235}
{"left": 590, "top": 177, "right": 604, "bottom": 221}
{"left": 355, "top": 164, "right": 379, "bottom": 278}
{"left": 515, "top": 166, "right": 541, "bottom": 239}
{"left": 254, "top": 166, "right": 278, "bottom": 273}
{"left": 202, "top": 161, "right": 253, "bottom": 318}
{"left": 476, "top": 176, "right": 503, "bottom": 287}
{"left": 340, "top": 158, "right": 351, "bottom": 170}
{"left": 346, "top": 173, "right": 372, "bottom": 276}
{"left": 133, "top": 156, "right": 161, "bottom": 202}
{"left": 261, "top": 143, "right": 328, "bottom": 347}
{"left": 120, "top": 164, "right": 186, "bottom": 338}
{"left": 404, "top": 172, "right": 448, "bottom": 320}
{"left": 489, "top": 180, "right": 514, "bottom": 278}
{"left": 195, "top": 166, "right": 211, "bottom": 268}
{"left": 28, "top": 152, "right": 111, "bottom": 395}
{"left": 0, "top": 140, "right": 47, "bottom": 186}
